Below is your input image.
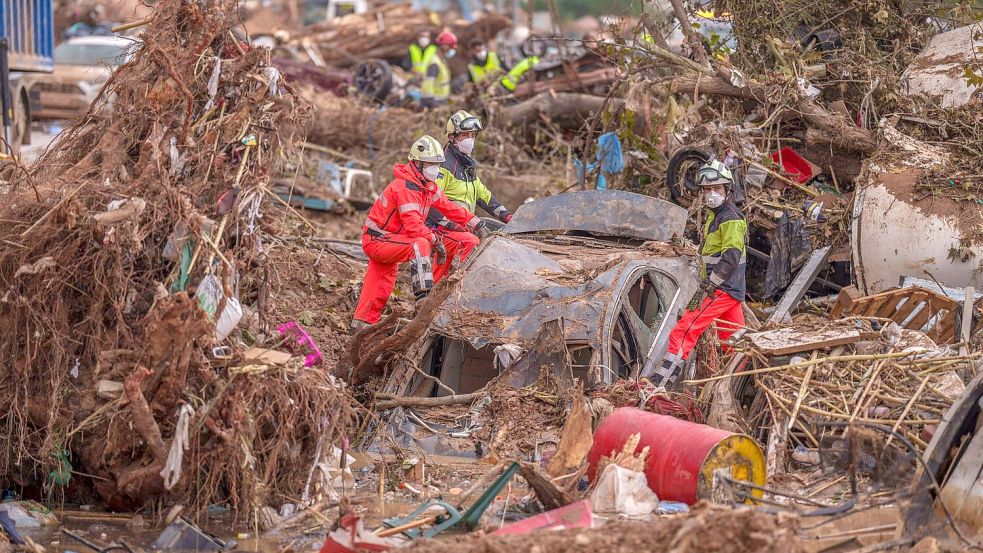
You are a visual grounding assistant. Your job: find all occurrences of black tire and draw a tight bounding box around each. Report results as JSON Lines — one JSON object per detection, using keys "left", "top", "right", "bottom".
{"left": 666, "top": 146, "right": 713, "bottom": 207}
{"left": 353, "top": 59, "right": 393, "bottom": 101}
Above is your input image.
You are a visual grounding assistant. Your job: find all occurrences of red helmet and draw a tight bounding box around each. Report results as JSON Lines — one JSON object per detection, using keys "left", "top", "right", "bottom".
{"left": 435, "top": 31, "right": 458, "bottom": 48}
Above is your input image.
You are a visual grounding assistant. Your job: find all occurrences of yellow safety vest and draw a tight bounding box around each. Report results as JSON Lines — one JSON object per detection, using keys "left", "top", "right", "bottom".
{"left": 409, "top": 43, "right": 437, "bottom": 76}
{"left": 467, "top": 52, "right": 502, "bottom": 84}
{"left": 421, "top": 54, "right": 451, "bottom": 101}
{"left": 500, "top": 56, "right": 539, "bottom": 92}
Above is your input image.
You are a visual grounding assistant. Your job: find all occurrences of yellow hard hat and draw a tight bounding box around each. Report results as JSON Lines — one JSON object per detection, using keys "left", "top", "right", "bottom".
{"left": 408, "top": 135, "right": 445, "bottom": 163}
{"left": 446, "top": 110, "right": 483, "bottom": 135}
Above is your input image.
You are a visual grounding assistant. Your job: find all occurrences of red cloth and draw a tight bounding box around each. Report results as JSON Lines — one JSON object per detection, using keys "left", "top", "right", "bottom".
{"left": 354, "top": 163, "right": 482, "bottom": 324}
{"left": 353, "top": 230, "right": 479, "bottom": 324}
{"left": 363, "top": 162, "right": 478, "bottom": 241}
{"left": 354, "top": 234, "right": 431, "bottom": 324}
{"left": 667, "top": 289, "right": 745, "bottom": 360}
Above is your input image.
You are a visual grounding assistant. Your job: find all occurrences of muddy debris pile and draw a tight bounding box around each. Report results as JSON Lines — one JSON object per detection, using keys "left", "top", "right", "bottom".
{"left": 0, "top": 0, "right": 359, "bottom": 517}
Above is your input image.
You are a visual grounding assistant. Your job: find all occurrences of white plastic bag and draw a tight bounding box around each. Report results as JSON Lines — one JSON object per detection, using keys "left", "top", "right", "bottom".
{"left": 590, "top": 464, "right": 659, "bottom": 518}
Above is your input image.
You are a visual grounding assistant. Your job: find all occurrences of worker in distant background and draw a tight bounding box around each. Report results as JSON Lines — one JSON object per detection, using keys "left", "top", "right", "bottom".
{"left": 351, "top": 136, "right": 482, "bottom": 331}
{"left": 466, "top": 38, "right": 502, "bottom": 86}
{"left": 650, "top": 160, "right": 747, "bottom": 387}
{"left": 497, "top": 54, "right": 539, "bottom": 93}
{"left": 409, "top": 30, "right": 436, "bottom": 78}
{"left": 467, "top": 38, "right": 538, "bottom": 95}
{"left": 420, "top": 31, "right": 457, "bottom": 108}
{"left": 431, "top": 111, "right": 512, "bottom": 228}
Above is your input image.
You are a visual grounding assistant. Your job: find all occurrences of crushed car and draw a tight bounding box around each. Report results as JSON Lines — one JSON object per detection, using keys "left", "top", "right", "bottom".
{"left": 389, "top": 190, "right": 700, "bottom": 398}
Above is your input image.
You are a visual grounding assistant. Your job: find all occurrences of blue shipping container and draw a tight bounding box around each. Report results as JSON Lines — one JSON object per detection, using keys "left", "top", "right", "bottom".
{"left": 0, "top": 0, "right": 54, "bottom": 72}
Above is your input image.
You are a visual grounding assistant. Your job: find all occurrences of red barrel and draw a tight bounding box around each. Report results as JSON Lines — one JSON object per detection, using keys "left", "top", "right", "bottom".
{"left": 587, "top": 407, "right": 766, "bottom": 505}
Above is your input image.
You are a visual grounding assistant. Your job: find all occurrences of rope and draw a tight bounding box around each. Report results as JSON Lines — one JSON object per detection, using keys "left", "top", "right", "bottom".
{"left": 160, "top": 404, "right": 195, "bottom": 490}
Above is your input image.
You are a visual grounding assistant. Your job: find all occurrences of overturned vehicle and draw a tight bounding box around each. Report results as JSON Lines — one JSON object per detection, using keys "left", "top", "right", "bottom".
{"left": 381, "top": 190, "right": 700, "bottom": 401}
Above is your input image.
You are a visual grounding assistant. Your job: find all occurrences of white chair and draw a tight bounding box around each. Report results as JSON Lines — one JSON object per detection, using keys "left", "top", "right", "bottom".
{"left": 342, "top": 168, "right": 374, "bottom": 200}
{"left": 326, "top": 0, "right": 367, "bottom": 19}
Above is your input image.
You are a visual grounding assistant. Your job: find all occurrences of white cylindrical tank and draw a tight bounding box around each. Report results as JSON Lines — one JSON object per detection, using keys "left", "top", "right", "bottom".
{"left": 852, "top": 170, "right": 983, "bottom": 294}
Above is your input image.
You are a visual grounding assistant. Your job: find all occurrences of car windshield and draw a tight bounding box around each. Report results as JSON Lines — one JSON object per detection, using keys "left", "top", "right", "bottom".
{"left": 54, "top": 42, "right": 131, "bottom": 66}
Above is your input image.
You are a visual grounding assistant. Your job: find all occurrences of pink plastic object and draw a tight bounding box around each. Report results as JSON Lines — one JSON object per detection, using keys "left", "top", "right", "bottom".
{"left": 277, "top": 321, "right": 324, "bottom": 367}
{"left": 491, "top": 500, "right": 593, "bottom": 535}
{"left": 770, "top": 146, "right": 815, "bottom": 184}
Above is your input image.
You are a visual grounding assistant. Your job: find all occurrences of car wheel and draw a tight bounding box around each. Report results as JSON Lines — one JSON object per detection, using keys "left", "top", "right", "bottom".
{"left": 353, "top": 59, "right": 393, "bottom": 101}
{"left": 666, "top": 146, "right": 713, "bottom": 207}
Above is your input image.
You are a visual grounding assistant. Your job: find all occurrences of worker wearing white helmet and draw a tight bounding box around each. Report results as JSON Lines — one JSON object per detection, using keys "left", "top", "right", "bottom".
{"left": 651, "top": 159, "right": 748, "bottom": 387}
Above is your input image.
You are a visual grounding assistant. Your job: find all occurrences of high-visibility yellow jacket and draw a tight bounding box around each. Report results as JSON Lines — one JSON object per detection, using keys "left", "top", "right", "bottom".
{"left": 500, "top": 56, "right": 539, "bottom": 91}
{"left": 434, "top": 143, "right": 510, "bottom": 222}
{"left": 421, "top": 54, "right": 451, "bottom": 102}
{"left": 409, "top": 43, "right": 437, "bottom": 76}
{"left": 701, "top": 201, "right": 748, "bottom": 301}
{"left": 467, "top": 52, "right": 503, "bottom": 84}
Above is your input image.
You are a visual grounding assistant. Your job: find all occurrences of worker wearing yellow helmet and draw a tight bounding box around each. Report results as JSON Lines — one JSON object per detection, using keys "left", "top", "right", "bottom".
{"left": 352, "top": 135, "right": 482, "bottom": 330}
{"left": 429, "top": 111, "right": 512, "bottom": 234}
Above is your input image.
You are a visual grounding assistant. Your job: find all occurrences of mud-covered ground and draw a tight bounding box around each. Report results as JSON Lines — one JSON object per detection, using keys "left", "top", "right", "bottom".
{"left": 401, "top": 505, "right": 807, "bottom": 553}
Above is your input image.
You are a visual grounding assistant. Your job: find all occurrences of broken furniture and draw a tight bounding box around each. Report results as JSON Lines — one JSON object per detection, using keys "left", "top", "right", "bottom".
{"left": 379, "top": 462, "right": 520, "bottom": 538}
{"left": 831, "top": 285, "right": 966, "bottom": 344}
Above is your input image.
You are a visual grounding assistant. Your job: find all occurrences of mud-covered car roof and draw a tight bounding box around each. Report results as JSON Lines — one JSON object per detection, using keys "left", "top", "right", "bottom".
{"left": 503, "top": 189, "right": 688, "bottom": 242}
{"left": 430, "top": 191, "right": 699, "bottom": 349}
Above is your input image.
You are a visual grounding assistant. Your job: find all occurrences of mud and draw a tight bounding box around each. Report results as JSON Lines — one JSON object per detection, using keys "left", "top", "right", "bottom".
{"left": 401, "top": 504, "right": 807, "bottom": 553}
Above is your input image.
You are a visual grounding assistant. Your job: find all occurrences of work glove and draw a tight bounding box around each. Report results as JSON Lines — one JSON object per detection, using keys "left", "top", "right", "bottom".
{"left": 433, "top": 239, "right": 448, "bottom": 266}
{"left": 473, "top": 220, "right": 491, "bottom": 240}
{"left": 687, "top": 279, "right": 715, "bottom": 311}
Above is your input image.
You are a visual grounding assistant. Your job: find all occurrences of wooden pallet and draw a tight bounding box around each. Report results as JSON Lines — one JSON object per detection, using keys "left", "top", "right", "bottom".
{"left": 830, "top": 285, "right": 960, "bottom": 344}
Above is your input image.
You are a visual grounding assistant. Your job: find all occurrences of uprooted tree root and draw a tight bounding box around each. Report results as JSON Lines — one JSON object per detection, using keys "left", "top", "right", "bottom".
{"left": 0, "top": 0, "right": 357, "bottom": 517}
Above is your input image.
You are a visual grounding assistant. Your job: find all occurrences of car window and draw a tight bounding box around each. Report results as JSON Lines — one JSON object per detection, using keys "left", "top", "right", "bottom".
{"left": 54, "top": 42, "right": 131, "bottom": 66}
{"left": 625, "top": 273, "right": 673, "bottom": 329}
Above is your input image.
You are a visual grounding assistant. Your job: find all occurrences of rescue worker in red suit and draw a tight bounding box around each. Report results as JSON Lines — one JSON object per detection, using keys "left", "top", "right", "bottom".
{"left": 351, "top": 136, "right": 485, "bottom": 331}
{"left": 650, "top": 160, "right": 747, "bottom": 387}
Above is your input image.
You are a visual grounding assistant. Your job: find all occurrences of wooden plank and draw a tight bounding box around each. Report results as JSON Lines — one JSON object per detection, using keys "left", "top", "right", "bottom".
{"left": 830, "top": 285, "right": 860, "bottom": 318}
{"left": 891, "top": 292, "right": 927, "bottom": 325}
{"left": 939, "top": 426, "right": 983, "bottom": 530}
{"left": 906, "top": 300, "right": 936, "bottom": 331}
{"left": 746, "top": 326, "right": 877, "bottom": 356}
{"left": 961, "top": 287, "right": 976, "bottom": 355}
{"left": 874, "top": 295, "right": 903, "bottom": 318}
{"left": 860, "top": 296, "right": 889, "bottom": 317}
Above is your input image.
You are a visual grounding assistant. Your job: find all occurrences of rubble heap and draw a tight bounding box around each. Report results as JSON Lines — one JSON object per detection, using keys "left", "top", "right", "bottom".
{"left": 0, "top": 0, "right": 357, "bottom": 516}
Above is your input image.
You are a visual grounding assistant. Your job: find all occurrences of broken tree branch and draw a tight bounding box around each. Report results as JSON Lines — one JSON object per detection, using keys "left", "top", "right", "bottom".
{"left": 666, "top": 0, "right": 710, "bottom": 67}
{"left": 372, "top": 392, "right": 484, "bottom": 411}
{"left": 673, "top": 75, "right": 879, "bottom": 155}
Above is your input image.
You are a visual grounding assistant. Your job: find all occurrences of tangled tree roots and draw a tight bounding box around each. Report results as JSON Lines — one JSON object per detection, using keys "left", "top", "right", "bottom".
{"left": 0, "top": 0, "right": 357, "bottom": 516}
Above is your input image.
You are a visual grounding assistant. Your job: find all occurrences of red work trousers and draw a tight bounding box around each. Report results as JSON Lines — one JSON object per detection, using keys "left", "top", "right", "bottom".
{"left": 666, "top": 289, "right": 745, "bottom": 361}
{"left": 353, "top": 230, "right": 478, "bottom": 324}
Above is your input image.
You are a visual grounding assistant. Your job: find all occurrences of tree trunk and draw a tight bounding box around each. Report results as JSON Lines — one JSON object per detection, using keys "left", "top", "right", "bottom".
{"left": 500, "top": 93, "right": 623, "bottom": 131}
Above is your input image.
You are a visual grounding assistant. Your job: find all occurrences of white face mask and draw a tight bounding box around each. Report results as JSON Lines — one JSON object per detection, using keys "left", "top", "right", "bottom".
{"left": 457, "top": 138, "right": 475, "bottom": 155}
{"left": 422, "top": 164, "right": 441, "bottom": 182}
{"left": 418, "top": 36, "right": 430, "bottom": 47}
{"left": 475, "top": 49, "right": 487, "bottom": 61}
{"left": 447, "top": 48, "right": 457, "bottom": 58}
{"left": 705, "top": 191, "right": 725, "bottom": 209}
